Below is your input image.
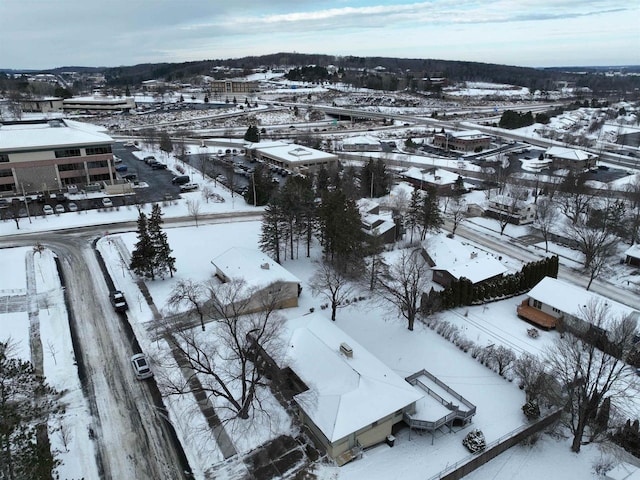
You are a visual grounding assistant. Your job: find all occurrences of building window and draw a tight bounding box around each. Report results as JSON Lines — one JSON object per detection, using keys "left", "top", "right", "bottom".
{"left": 86, "top": 145, "right": 112, "bottom": 155}
{"left": 533, "top": 299, "right": 542, "bottom": 309}
{"left": 55, "top": 148, "right": 81, "bottom": 158}
{"left": 0, "top": 169, "right": 13, "bottom": 177}
{"left": 0, "top": 154, "right": 9, "bottom": 163}
{"left": 58, "top": 162, "right": 85, "bottom": 172}
{"left": 87, "top": 160, "right": 108, "bottom": 169}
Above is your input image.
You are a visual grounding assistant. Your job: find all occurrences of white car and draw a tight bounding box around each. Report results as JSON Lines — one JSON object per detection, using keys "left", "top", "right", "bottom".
{"left": 55, "top": 204, "right": 65, "bottom": 214}
{"left": 43, "top": 204, "right": 54, "bottom": 215}
{"left": 131, "top": 353, "right": 153, "bottom": 380}
{"left": 180, "top": 183, "right": 199, "bottom": 192}
{"left": 123, "top": 140, "right": 136, "bottom": 147}
{"left": 68, "top": 202, "right": 78, "bottom": 212}
{"left": 102, "top": 197, "right": 113, "bottom": 208}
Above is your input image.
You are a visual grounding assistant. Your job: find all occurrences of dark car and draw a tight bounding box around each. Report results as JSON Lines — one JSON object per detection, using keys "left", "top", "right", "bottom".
{"left": 171, "top": 175, "right": 190, "bottom": 185}
{"left": 150, "top": 161, "right": 167, "bottom": 170}
{"left": 123, "top": 173, "right": 138, "bottom": 181}
{"left": 115, "top": 164, "right": 128, "bottom": 172}
{"left": 110, "top": 290, "right": 128, "bottom": 312}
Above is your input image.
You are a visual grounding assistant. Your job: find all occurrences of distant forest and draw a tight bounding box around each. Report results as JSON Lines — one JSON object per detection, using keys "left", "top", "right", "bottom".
{"left": 5, "top": 52, "right": 640, "bottom": 97}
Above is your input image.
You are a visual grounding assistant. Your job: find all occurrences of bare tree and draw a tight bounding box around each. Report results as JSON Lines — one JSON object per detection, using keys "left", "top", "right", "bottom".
{"left": 546, "top": 301, "right": 638, "bottom": 453}
{"left": 565, "top": 220, "right": 617, "bottom": 288}
{"left": 166, "top": 279, "right": 207, "bottom": 331}
{"left": 161, "top": 279, "right": 286, "bottom": 420}
{"left": 558, "top": 171, "right": 592, "bottom": 225}
{"left": 533, "top": 197, "right": 558, "bottom": 253}
{"left": 513, "top": 352, "right": 549, "bottom": 402}
{"left": 186, "top": 199, "right": 202, "bottom": 227}
{"left": 625, "top": 174, "right": 640, "bottom": 245}
{"left": 448, "top": 196, "right": 467, "bottom": 237}
{"left": 375, "top": 249, "right": 430, "bottom": 331}
{"left": 310, "top": 260, "right": 357, "bottom": 321}
{"left": 197, "top": 150, "right": 210, "bottom": 180}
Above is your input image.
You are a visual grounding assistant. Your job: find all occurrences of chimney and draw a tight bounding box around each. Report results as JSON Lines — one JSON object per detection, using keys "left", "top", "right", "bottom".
{"left": 340, "top": 342, "right": 353, "bottom": 358}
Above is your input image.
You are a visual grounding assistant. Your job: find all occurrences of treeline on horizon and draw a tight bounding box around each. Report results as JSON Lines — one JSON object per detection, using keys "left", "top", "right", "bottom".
{"left": 4, "top": 52, "right": 640, "bottom": 96}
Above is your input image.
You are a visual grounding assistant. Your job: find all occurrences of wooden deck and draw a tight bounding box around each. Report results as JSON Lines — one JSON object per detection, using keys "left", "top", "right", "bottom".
{"left": 516, "top": 300, "right": 557, "bottom": 330}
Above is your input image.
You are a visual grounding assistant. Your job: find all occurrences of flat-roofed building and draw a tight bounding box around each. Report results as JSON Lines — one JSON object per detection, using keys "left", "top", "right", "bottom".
{"left": 544, "top": 146, "right": 597, "bottom": 170}
{"left": 248, "top": 141, "right": 338, "bottom": 174}
{"left": 433, "top": 129, "right": 492, "bottom": 152}
{"left": 209, "top": 79, "right": 258, "bottom": 95}
{"left": 0, "top": 119, "right": 116, "bottom": 194}
{"left": 62, "top": 96, "right": 135, "bottom": 113}
{"left": 20, "top": 97, "right": 64, "bottom": 113}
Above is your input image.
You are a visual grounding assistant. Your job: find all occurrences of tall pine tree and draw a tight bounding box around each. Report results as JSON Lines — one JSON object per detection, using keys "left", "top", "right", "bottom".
{"left": 130, "top": 212, "right": 155, "bottom": 279}
{"left": 149, "top": 204, "right": 176, "bottom": 279}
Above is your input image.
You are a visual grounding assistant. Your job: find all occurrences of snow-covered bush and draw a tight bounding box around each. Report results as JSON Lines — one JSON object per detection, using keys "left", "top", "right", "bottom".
{"left": 462, "top": 429, "right": 486, "bottom": 453}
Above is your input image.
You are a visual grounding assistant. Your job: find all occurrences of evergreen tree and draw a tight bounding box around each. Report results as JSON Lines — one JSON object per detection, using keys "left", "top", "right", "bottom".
{"left": 315, "top": 165, "right": 330, "bottom": 193}
{"left": 149, "top": 204, "right": 176, "bottom": 278}
{"left": 406, "top": 188, "right": 422, "bottom": 243}
{"left": 0, "top": 341, "right": 61, "bottom": 479}
{"left": 260, "top": 198, "right": 284, "bottom": 263}
{"left": 130, "top": 212, "right": 155, "bottom": 279}
{"left": 243, "top": 125, "right": 260, "bottom": 143}
{"left": 419, "top": 186, "right": 443, "bottom": 240}
{"left": 159, "top": 131, "right": 173, "bottom": 157}
{"left": 317, "top": 190, "right": 365, "bottom": 269}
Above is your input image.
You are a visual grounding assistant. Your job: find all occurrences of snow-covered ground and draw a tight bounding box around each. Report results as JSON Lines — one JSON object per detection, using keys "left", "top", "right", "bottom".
{"left": 2, "top": 167, "right": 639, "bottom": 478}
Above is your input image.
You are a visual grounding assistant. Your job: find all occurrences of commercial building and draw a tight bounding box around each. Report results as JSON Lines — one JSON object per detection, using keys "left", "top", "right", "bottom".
{"left": 248, "top": 141, "right": 339, "bottom": 174}
{"left": 208, "top": 79, "right": 258, "bottom": 95}
{"left": 433, "top": 130, "right": 492, "bottom": 152}
{"left": 0, "top": 119, "right": 116, "bottom": 194}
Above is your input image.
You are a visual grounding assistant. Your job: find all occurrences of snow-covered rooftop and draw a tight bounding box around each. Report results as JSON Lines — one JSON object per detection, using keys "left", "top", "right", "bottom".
{"left": 211, "top": 247, "right": 300, "bottom": 292}
{"left": 283, "top": 313, "right": 423, "bottom": 443}
{"left": 545, "top": 146, "right": 593, "bottom": 161}
{"left": 527, "top": 277, "right": 640, "bottom": 323}
{"left": 402, "top": 166, "right": 459, "bottom": 185}
{"left": 0, "top": 118, "right": 113, "bottom": 151}
{"left": 254, "top": 143, "right": 338, "bottom": 165}
{"left": 342, "top": 135, "right": 381, "bottom": 146}
{"left": 624, "top": 244, "right": 640, "bottom": 260}
{"left": 449, "top": 129, "right": 487, "bottom": 139}
{"left": 424, "top": 234, "right": 509, "bottom": 284}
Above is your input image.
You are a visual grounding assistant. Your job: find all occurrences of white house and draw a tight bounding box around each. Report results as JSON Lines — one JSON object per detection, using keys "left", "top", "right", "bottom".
{"left": 211, "top": 247, "right": 301, "bottom": 313}
{"left": 282, "top": 313, "right": 424, "bottom": 463}
{"left": 485, "top": 194, "right": 537, "bottom": 225}
{"left": 517, "top": 276, "right": 640, "bottom": 331}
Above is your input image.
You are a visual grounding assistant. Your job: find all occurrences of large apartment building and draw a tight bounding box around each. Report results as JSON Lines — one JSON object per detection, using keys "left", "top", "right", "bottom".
{"left": 0, "top": 119, "right": 116, "bottom": 194}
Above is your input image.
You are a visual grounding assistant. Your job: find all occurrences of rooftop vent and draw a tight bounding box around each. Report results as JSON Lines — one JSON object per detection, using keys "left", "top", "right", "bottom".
{"left": 340, "top": 342, "right": 353, "bottom": 358}
{"left": 260, "top": 262, "right": 270, "bottom": 270}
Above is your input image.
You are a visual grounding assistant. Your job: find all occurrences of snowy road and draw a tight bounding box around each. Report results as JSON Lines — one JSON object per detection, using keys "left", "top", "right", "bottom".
{"left": 5, "top": 234, "right": 188, "bottom": 480}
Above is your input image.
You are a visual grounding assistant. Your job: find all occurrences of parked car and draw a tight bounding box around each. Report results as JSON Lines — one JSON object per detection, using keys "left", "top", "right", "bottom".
{"left": 143, "top": 156, "right": 156, "bottom": 164}
{"left": 102, "top": 197, "right": 113, "bottom": 208}
{"left": 113, "top": 155, "right": 122, "bottom": 164}
{"left": 123, "top": 173, "right": 138, "bottom": 181}
{"left": 130, "top": 353, "right": 153, "bottom": 380}
{"left": 110, "top": 290, "right": 128, "bottom": 312}
{"left": 43, "top": 204, "right": 54, "bottom": 215}
{"left": 115, "top": 164, "right": 128, "bottom": 172}
{"left": 55, "top": 204, "right": 65, "bottom": 214}
{"left": 150, "top": 161, "right": 167, "bottom": 170}
{"left": 180, "top": 183, "right": 199, "bottom": 192}
{"left": 68, "top": 202, "right": 78, "bottom": 212}
{"left": 123, "top": 140, "right": 136, "bottom": 147}
{"left": 171, "top": 175, "right": 190, "bottom": 185}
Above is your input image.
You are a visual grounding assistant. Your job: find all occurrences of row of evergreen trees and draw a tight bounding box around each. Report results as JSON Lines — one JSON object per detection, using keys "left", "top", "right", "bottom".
{"left": 423, "top": 256, "right": 559, "bottom": 311}
{"left": 130, "top": 204, "right": 176, "bottom": 280}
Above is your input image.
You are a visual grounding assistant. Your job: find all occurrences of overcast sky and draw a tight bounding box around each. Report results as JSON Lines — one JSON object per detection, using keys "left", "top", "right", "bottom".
{"left": 1, "top": 0, "right": 639, "bottom": 70}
